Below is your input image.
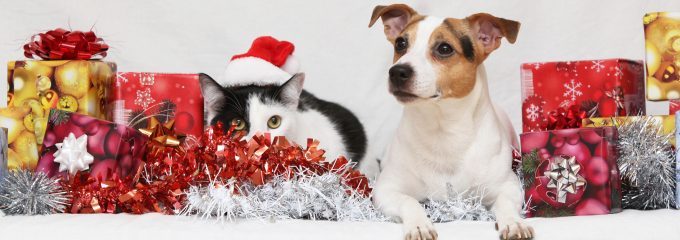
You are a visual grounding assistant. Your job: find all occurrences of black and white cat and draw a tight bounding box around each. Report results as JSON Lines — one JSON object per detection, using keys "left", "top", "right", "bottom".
{"left": 199, "top": 73, "right": 376, "bottom": 174}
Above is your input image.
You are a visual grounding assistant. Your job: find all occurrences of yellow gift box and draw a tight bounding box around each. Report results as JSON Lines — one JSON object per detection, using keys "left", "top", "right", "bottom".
{"left": 644, "top": 12, "right": 680, "bottom": 100}
{"left": 4, "top": 60, "right": 116, "bottom": 170}
{"left": 583, "top": 115, "right": 676, "bottom": 146}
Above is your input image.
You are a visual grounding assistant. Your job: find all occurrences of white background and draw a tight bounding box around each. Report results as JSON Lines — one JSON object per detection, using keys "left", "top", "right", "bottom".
{"left": 1, "top": 0, "right": 679, "bottom": 156}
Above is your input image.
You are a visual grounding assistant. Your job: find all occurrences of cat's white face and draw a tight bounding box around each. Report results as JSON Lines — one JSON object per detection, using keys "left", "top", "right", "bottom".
{"left": 243, "top": 95, "right": 298, "bottom": 140}
{"left": 200, "top": 73, "right": 305, "bottom": 138}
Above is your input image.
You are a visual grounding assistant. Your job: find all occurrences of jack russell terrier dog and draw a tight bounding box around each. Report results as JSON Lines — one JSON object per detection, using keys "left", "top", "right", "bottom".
{"left": 369, "top": 4, "right": 533, "bottom": 240}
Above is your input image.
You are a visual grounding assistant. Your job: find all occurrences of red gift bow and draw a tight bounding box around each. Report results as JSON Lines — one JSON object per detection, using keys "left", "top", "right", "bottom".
{"left": 23, "top": 28, "right": 109, "bottom": 60}
{"left": 542, "top": 105, "right": 586, "bottom": 130}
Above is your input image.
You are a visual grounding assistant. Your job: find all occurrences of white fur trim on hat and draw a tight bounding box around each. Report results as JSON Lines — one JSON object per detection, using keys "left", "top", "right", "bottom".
{"left": 220, "top": 56, "right": 292, "bottom": 87}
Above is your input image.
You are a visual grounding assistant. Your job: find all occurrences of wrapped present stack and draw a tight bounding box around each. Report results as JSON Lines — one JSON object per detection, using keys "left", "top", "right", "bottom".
{"left": 0, "top": 28, "right": 205, "bottom": 178}
{"left": 518, "top": 58, "right": 645, "bottom": 217}
{"left": 517, "top": 11, "right": 680, "bottom": 217}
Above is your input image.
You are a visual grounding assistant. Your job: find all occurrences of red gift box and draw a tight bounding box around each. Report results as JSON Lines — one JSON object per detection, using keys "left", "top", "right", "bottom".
{"left": 519, "top": 127, "right": 622, "bottom": 217}
{"left": 108, "top": 72, "right": 204, "bottom": 145}
{"left": 521, "top": 59, "right": 645, "bottom": 132}
{"left": 36, "top": 109, "right": 148, "bottom": 180}
{"left": 670, "top": 100, "right": 680, "bottom": 114}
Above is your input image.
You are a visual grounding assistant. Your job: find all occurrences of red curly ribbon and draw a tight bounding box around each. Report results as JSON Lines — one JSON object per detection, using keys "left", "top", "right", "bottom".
{"left": 23, "top": 28, "right": 108, "bottom": 60}
{"left": 61, "top": 122, "right": 372, "bottom": 214}
{"left": 543, "top": 105, "right": 586, "bottom": 130}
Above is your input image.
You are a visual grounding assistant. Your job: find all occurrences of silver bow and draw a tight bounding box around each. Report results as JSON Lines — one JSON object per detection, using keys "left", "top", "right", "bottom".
{"left": 543, "top": 156, "right": 586, "bottom": 203}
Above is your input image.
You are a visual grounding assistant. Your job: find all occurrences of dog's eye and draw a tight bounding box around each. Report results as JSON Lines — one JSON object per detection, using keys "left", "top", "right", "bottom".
{"left": 435, "top": 43, "right": 454, "bottom": 57}
{"left": 231, "top": 118, "right": 247, "bottom": 131}
{"left": 394, "top": 37, "right": 408, "bottom": 53}
{"left": 267, "top": 115, "right": 282, "bottom": 129}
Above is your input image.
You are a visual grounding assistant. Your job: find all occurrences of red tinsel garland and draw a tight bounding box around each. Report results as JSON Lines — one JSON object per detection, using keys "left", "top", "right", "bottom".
{"left": 61, "top": 123, "right": 371, "bottom": 214}
{"left": 23, "top": 28, "right": 109, "bottom": 60}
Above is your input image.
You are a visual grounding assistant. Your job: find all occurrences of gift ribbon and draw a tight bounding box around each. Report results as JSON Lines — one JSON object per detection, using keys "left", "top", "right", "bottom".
{"left": 542, "top": 156, "right": 586, "bottom": 203}
{"left": 139, "top": 117, "right": 185, "bottom": 157}
{"left": 23, "top": 28, "right": 109, "bottom": 60}
{"left": 543, "top": 105, "right": 586, "bottom": 130}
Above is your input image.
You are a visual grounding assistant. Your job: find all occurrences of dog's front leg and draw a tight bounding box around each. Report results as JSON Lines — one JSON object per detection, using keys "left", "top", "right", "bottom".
{"left": 490, "top": 176, "right": 534, "bottom": 240}
{"left": 374, "top": 176, "right": 437, "bottom": 240}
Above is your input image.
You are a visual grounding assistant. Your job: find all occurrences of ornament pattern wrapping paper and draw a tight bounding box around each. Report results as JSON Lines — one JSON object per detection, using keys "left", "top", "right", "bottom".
{"left": 0, "top": 127, "right": 6, "bottom": 178}
{"left": 5, "top": 60, "right": 116, "bottom": 170}
{"left": 676, "top": 113, "right": 680, "bottom": 207}
{"left": 109, "top": 72, "right": 204, "bottom": 145}
{"left": 521, "top": 59, "right": 645, "bottom": 132}
{"left": 583, "top": 115, "right": 676, "bottom": 147}
{"left": 36, "top": 109, "right": 147, "bottom": 181}
{"left": 644, "top": 12, "right": 680, "bottom": 101}
{"left": 0, "top": 106, "right": 40, "bottom": 170}
{"left": 520, "top": 127, "right": 622, "bottom": 217}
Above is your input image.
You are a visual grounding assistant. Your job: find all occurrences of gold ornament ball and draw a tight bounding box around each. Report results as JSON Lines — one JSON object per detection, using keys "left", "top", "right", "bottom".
{"left": 11, "top": 130, "right": 39, "bottom": 169}
{"left": 33, "top": 116, "right": 47, "bottom": 145}
{"left": 646, "top": 40, "right": 661, "bottom": 76}
{"left": 57, "top": 95, "right": 79, "bottom": 112}
{"left": 77, "top": 87, "right": 98, "bottom": 115}
{"left": 55, "top": 61, "right": 91, "bottom": 99}
{"left": 10, "top": 68, "right": 38, "bottom": 108}
{"left": 36, "top": 75, "right": 52, "bottom": 92}
{"left": 7, "top": 148, "right": 21, "bottom": 170}
{"left": 91, "top": 62, "right": 114, "bottom": 85}
{"left": 23, "top": 113, "right": 35, "bottom": 132}
{"left": 40, "top": 90, "right": 59, "bottom": 109}
{"left": 0, "top": 107, "right": 29, "bottom": 144}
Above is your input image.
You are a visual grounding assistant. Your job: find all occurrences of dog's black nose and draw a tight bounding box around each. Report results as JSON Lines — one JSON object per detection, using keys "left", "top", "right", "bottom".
{"left": 389, "top": 64, "right": 413, "bottom": 87}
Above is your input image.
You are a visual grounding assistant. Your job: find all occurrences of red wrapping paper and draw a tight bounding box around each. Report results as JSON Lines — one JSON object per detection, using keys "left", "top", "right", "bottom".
{"left": 36, "top": 109, "right": 148, "bottom": 181}
{"left": 519, "top": 127, "right": 622, "bottom": 217}
{"left": 670, "top": 100, "right": 680, "bottom": 114}
{"left": 521, "top": 59, "right": 645, "bottom": 132}
{"left": 108, "top": 73, "right": 204, "bottom": 145}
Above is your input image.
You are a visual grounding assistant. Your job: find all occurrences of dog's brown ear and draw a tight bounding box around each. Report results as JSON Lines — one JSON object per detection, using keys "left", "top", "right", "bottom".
{"left": 466, "top": 13, "right": 520, "bottom": 56}
{"left": 369, "top": 4, "right": 418, "bottom": 41}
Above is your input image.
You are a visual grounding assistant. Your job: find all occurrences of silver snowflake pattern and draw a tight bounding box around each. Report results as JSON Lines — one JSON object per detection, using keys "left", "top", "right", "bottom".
{"left": 139, "top": 74, "right": 155, "bottom": 86}
{"left": 525, "top": 103, "right": 541, "bottom": 122}
{"left": 115, "top": 72, "right": 129, "bottom": 86}
{"left": 558, "top": 99, "right": 574, "bottom": 108}
{"left": 590, "top": 60, "right": 605, "bottom": 72}
{"left": 134, "top": 88, "right": 155, "bottom": 109}
{"left": 613, "top": 66, "right": 623, "bottom": 77}
{"left": 563, "top": 79, "right": 583, "bottom": 101}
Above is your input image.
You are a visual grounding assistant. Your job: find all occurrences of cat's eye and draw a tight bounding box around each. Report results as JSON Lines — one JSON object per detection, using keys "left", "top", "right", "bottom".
{"left": 231, "top": 118, "right": 246, "bottom": 131}
{"left": 267, "top": 115, "right": 282, "bottom": 129}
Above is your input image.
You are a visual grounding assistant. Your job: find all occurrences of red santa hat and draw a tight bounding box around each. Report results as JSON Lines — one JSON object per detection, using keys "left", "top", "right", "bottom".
{"left": 221, "top": 36, "right": 300, "bottom": 87}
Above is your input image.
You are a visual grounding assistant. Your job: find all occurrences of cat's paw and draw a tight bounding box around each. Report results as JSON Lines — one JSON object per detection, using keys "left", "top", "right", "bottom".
{"left": 496, "top": 218, "right": 534, "bottom": 240}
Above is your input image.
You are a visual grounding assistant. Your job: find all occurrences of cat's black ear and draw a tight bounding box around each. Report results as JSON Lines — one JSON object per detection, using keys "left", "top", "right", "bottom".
{"left": 198, "top": 73, "right": 226, "bottom": 121}
{"left": 279, "top": 73, "right": 305, "bottom": 107}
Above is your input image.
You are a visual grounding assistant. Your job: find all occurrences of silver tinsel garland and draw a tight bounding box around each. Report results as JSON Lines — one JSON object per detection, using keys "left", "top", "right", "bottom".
{"left": 182, "top": 169, "right": 494, "bottom": 222}
{"left": 616, "top": 116, "right": 677, "bottom": 209}
{"left": 0, "top": 169, "right": 69, "bottom": 215}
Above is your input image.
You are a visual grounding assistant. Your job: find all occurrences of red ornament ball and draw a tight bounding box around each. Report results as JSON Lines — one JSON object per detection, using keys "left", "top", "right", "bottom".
{"left": 521, "top": 132, "right": 550, "bottom": 153}
{"left": 554, "top": 142, "right": 592, "bottom": 162}
{"left": 585, "top": 156, "right": 610, "bottom": 186}
{"left": 575, "top": 198, "right": 609, "bottom": 216}
{"left": 174, "top": 111, "right": 194, "bottom": 132}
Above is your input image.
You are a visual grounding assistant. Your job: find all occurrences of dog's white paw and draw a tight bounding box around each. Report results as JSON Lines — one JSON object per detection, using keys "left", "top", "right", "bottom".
{"left": 402, "top": 215, "right": 437, "bottom": 240}
{"left": 495, "top": 219, "right": 534, "bottom": 240}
